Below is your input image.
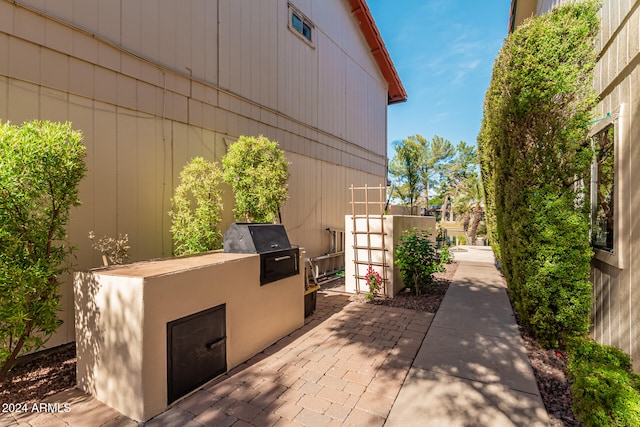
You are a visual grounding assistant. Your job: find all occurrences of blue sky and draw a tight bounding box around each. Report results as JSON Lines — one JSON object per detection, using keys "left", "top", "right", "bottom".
{"left": 366, "top": 0, "right": 512, "bottom": 153}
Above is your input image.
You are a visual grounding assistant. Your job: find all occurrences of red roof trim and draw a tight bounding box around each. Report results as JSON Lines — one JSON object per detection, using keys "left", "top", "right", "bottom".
{"left": 348, "top": 0, "right": 408, "bottom": 104}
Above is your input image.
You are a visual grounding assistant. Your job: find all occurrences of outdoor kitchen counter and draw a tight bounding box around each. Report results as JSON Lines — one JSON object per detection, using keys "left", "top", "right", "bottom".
{"left": 74, "top": 249, "right": 305, "bottom": 422}
{"left": 93, "top": 250, "right": 254, "bottom": 278}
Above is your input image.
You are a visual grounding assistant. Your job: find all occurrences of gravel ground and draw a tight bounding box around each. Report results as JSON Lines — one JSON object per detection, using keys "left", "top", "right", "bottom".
{"left": 519, "top": 325, "right": 579, "bottom": 426}
{"left": 352, "top": 261, "right": 456, "bottom": 313}
{"left": 0, "top": 343, "right": 76, "bottom": 406}
{"left": 0, "top": 260, "right": 578, "bottom": 426}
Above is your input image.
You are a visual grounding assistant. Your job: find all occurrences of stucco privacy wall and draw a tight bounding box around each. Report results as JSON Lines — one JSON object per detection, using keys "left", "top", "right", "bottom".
{"left": 0, "top": 0, "right": 393, "bottom": 348}
{"left": 344, "top": 215, "right": 437, "bottom": 297}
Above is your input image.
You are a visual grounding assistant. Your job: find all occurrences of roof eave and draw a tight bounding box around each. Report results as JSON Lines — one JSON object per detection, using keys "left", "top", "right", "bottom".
{"left": 348, "top": 0, "right": 408, "bottom": 105}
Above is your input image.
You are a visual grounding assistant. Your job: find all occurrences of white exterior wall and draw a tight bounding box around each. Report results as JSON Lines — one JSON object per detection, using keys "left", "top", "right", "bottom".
{"left": 0, "top": 0, "right": 393, "bottom": 349}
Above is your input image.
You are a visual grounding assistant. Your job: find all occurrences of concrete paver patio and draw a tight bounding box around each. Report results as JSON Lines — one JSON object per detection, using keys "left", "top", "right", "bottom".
{"left": 2, "top": 291, "right": 434, "bottom": 427}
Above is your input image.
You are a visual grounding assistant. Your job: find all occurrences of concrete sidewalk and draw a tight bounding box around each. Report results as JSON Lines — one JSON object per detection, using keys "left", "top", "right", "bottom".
{"left": 385, "top": 246, "right": 550, "bottom": 426}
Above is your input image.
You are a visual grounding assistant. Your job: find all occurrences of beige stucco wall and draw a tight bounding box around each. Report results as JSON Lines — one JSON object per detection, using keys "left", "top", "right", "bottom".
{"left": 0, "top": 0, "right": 391, "bottom": 350}
{"left": 536, "top": 0, "right": 565, "bottom": 14}
{"left": 74, "top": 251, "right": 304, "bottom": 422}
{"left": 344, "top": 215, "right": 437, "bottom": 297}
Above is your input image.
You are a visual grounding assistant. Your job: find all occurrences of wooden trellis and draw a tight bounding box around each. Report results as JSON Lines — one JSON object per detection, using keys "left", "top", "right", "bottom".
{"left": 349, "top": 184, "right": 389, "bottom": 296}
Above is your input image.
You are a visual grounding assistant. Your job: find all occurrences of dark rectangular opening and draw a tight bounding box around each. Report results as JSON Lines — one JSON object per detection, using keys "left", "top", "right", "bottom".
{"left": 167, "top": 304, "right": 227, "bottom": 403}
{"left": 260, "top": 247, "right": 299, "bottom": 285}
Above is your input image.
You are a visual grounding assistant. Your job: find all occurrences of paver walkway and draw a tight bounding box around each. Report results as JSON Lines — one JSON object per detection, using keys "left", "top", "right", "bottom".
{"left": 2, "top": 292, "right": 433, "bottom": 427}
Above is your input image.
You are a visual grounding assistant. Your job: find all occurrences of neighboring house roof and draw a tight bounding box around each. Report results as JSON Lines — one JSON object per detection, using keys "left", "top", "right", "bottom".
{"left": 348, "top": 0, "right": 408, "bottom": 104}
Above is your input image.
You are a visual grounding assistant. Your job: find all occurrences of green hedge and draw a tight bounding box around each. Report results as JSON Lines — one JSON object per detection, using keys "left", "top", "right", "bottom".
{"left": 514, "top": 195, "right": 593, "bottom": 346}
{"left": 478, "top": 1, "right": 599, "bottom": 347}
{"left": 568, "top": 337, "right": 640, "bottom": 426}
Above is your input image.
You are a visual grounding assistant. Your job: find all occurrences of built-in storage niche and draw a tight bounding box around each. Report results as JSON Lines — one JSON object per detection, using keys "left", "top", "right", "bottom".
{"left": 167, "top": 304, "right": 227, "bottom": 403}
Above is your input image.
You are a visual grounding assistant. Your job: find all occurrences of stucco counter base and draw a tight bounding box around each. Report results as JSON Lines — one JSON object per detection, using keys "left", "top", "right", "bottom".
{"left": 73, "top": 251, "right": 305, "bottom": 422}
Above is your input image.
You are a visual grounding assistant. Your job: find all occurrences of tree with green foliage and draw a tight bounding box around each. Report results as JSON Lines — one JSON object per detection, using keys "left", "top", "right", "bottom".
{"left": 169, "top": 157, "right": 223, "bottom": 256}
{"left": 222, "top": 135, "right": 289, "bottom": 223}
{"left": 0, "top": 120, "right": 87, "bottom": 381}
{"left": 439, "top": 141, "right": 477, "bottom": 221}
{"left": 478, "top": 0, "right": 599, "bottom": 347}
{"left": 418, "top": 135, "right": 455, "bottom": 209}
{"left": 389, "top": 137, "right": 423, "bottom": 213}
{"left": 389, "top": 134, "right": 455, "bottom": 213}
{"left": 452, "top": 172, "right": 484, "bottom": 244}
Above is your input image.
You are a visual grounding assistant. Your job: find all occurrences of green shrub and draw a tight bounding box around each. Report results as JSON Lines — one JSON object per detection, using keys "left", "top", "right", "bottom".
{"left": 476, "top": 222, "right": 487, "bottom": 237}
{"left": 568, "top": 337, "right": 640, "bottom": 426}
{"left": 169, "top": 157, "right": 223, "bottom": 256}
{"left": 395, "top": 228, "right": 442, "bottom": 294}
{"left": 222, "top": 135, "right": 289, "bottom": 223}
{"left": 477, "top": 0, "right": 599, "bottom": 347}
{"left": 0, "top": 120, "right": 87, "bottom": 381}
{"left": 438, "top": 245, "right": 454, "bottom": 264}
{"left": 514, "top": 194, "right": 593, "bottom": 347}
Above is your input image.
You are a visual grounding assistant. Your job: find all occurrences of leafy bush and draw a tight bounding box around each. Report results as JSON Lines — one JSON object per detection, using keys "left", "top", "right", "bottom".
{"left": 476, "top": 222, "right": 487, "bottom": 237}
{"left": 568, "top": 337, "right": 640, "bottom": 426}
{"left": 477, "top": 0, "right": 599, "bottom": 347}
{"left": 395, "top": 228, "right": 442, "bottom": 294}
{"left": 0, "top": 120, "right": 87, "bottom": 381}
{"left": 169, "top": 157, "right": 223, "bottom": 256}
{"left": 222, "top": 135, "right": 289, "bottom": 223}
{"left": 438, "top": 245, "right": 454, "bottom": 264}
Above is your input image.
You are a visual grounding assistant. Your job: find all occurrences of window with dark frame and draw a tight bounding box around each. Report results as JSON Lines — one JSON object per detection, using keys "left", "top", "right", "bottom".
{"left": 289, "top": 4, "right": 313, "bottom": 43}
{"left": 591, "top": 125, "right": 615, "bottom": 252}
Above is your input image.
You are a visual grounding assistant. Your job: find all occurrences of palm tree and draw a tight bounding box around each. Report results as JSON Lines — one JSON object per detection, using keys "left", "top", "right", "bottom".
{"left": 452, "top": 173, "right": 484, "bottom": 245}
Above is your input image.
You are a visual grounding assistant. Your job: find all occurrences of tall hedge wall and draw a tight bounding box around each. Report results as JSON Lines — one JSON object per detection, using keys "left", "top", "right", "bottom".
{"left": 478, "top": 1, "right": 600, "bottom": 348}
